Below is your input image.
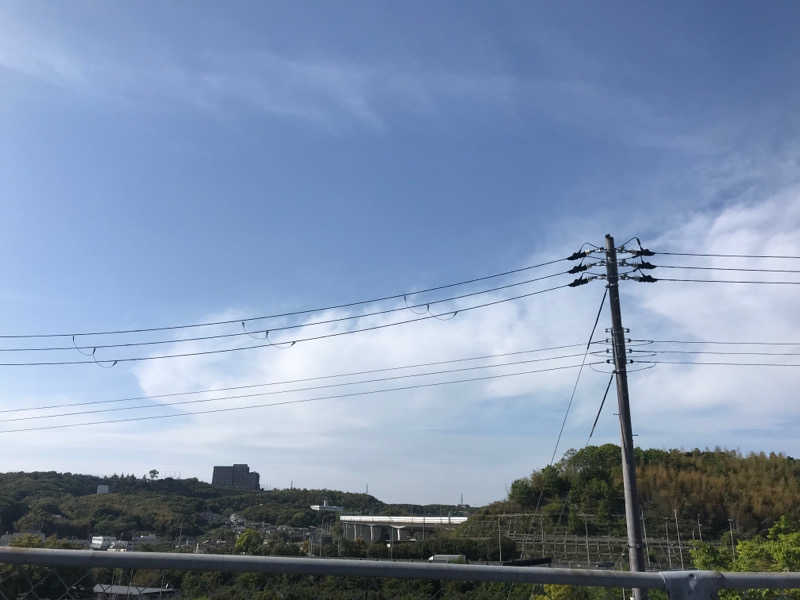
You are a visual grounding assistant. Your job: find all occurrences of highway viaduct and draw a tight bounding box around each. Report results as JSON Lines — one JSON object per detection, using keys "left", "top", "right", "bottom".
{"left": 339, "top": 515, "right": 468, "bottom": 543}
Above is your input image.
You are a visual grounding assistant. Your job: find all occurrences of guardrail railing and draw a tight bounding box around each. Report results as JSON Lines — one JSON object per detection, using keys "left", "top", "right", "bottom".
{"left": 2, "top": 546, "right": 800, "bottom": 600}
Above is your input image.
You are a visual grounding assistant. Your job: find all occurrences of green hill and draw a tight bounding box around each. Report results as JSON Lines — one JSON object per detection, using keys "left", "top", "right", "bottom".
{"left": 0, "top": 471, "right": 464, "bottom": 540}
{"left": 465, "top": 444, "right": 800, "bottom": 541}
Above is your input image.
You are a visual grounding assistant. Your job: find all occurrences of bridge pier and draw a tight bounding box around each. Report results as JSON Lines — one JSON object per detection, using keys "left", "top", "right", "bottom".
{"left": 339, "top": 515, "right": 468, "bottom": 545}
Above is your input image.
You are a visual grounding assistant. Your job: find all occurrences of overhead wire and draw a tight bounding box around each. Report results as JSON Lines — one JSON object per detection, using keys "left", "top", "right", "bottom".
{"left": 588, "top": 361, "right": 655, "bottom": 375}
{"left": 634, "top": 349, "right": 800, "bottom": 357}
{"left": 0, "top": 282, "right": 574, "bottom": 366}
{"left": 0, "top": 361, "right": 606, "bottom": 434}
{"left": 649, "top": 265, "right": 800, "bottom": 275}
{"left": 0, "top": 341, "right": 603, "bottom": 414}
{"left": 586, "top": 373, "right": 615, "bottom": 444}
{"left": 0, "top": 270, "right": 574, "bottom": 353}
{"left": 633, "top": 360, "right": 800, "bottom": 367}
{"left": 616, "top": 236, "right": 643, "bottom": 250}
{"left": 631, "top": 339, "right": 800, "bottom": 346}
{"left": 650, "top": 251, "right": 800, "bottom": 260}
{"left": 644, "top": 277, "right": 800, "bottom": 285}
{"left": 0, "top": 257, "right": 572, "bottom": 340}
{"left": 0, "top": 351, "right": 607, "bottom": 423}
{"left": 534, "top": 286, "right": 608, "bottom": 515}
{"left": 548, "top": 287, "right": 608, "bottom": 465}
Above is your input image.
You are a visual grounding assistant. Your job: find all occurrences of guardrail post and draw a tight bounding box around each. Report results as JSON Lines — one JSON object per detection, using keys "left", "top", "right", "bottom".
{"left": 661, "top": 571, "right": 722, "bottom": 600}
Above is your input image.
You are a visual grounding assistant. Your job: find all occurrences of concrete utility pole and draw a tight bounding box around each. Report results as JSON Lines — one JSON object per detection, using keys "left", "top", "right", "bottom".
{"left": 665, "top": 519, "right": 673, "bottom": 570}
{"left": 605, "top": 234, "right": 648, "bottom": 600}
{"left": 583, "top": 516, "right": 590, "bottom": 567}
{"left": 641, "top": 510, "right": 651, "bottom": 570}
{"left": 498, "top": 518, "right": 503, "bottom": 564}
{"left": 674, "top": 509, "right": 684, "bottom": 569}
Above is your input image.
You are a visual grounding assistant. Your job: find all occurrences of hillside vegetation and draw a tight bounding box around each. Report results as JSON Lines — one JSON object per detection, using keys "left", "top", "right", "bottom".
{"left": 0, "top": 472, "right": 460, "bottom": 539}
{"left": 4, "top": 449, "right": 800, "bottom": 599}
{"left": 475, "top": 444, "right": 800, "bottom": 540}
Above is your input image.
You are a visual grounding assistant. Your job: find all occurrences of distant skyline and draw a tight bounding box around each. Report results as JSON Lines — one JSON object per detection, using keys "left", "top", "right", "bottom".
{"left": 1, "top": 1, "right": 799, "bottom": 505}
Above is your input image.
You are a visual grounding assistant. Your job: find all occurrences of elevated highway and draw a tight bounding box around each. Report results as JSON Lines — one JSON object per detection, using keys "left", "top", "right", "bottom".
{"left": 339, "top": 515, "right": 468, "bottom": 542}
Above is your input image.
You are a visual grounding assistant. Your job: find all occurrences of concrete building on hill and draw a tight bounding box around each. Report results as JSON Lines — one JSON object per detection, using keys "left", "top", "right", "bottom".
{"left": 212, "top": 464, "right": 260, "bottom": 491}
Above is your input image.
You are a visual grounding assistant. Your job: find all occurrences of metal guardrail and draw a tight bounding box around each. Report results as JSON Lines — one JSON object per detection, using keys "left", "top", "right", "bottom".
{"left": 3, "top": 547, "right": 800, "bottom": 599}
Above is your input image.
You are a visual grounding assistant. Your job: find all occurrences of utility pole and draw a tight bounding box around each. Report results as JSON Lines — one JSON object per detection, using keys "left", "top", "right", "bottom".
{"left": 541, "top": 518, "right": 545, "bottom": 558}
{"left": 674, "top": 509, "right": 684, "bottom": 569}
{"left": 641, "top": 509, "right": 651, "bottom": 570}
{"left": 605, "top": 235, "right": 648, "bottom": 600}
{"left": 583, "top": 515, "right": 590, "bottom": 567}
{"left": 665, "top": 519, "right": 673, "bottom": 570}
{"left": 498, "top": 517, "right": 503, "bottom": 564}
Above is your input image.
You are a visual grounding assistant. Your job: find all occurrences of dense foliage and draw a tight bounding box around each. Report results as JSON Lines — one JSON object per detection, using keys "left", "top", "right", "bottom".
{"left": 4, "top": 446, "right": 800, "bottom": 598}
{"left": 496, "top": 445, "right": 800, "bottom": 539}
{"left": 0, "top": 471, "right": 462, "bottom": 540}
{"left": 689, "top": 516, "right": 800, "bottom": 599}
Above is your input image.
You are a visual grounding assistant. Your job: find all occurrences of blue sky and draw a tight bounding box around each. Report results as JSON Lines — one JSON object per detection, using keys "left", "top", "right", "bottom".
{"left": 1, "top": 1, "right": 799, "bottom": 505}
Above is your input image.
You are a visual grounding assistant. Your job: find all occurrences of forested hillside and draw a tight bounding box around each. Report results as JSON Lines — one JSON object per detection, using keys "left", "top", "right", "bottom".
{"left": 4, "top": 449, "right": 800, "bottom": 599}
{"left": 0, "top": 471, "right": 461, "bottom": 539}
{"left": 477, "top": 445, "right": 800, "bottom": 540}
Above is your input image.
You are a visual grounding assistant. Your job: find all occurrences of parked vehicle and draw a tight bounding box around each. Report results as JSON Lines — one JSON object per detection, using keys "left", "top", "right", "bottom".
{"left": 428, "top": 554, "right": 466, "bottom": 564}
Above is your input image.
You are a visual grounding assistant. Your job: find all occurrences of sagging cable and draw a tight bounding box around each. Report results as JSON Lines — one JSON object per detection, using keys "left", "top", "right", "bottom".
{"left": 587, "top": 372, "right": 615, "bottom": 444}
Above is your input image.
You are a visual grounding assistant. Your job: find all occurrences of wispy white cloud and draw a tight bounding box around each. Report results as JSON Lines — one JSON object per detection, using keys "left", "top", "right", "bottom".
{"left": 0, "top": 6, "right": 710, "bottom": 145}
{"left": 3, "top": 189, "right": 799, "bottom": 502}
{"left": 0, "top": 8, "right": 517, "bottom": 130}
{"left": 2, "top": 5, "right": 799, "bottom": 505}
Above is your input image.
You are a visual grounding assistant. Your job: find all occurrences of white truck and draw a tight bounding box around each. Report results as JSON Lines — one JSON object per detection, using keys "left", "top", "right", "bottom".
{"left": 428, "top": 554, "right": 466, "bottom": 564}
{"left": 90, "top": 536, "right": 116, "bottom": 550}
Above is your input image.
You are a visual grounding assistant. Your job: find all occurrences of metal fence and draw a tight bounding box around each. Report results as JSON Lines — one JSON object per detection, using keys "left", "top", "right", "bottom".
{"left": 3, "top": 546, "right": 800, "bottom": 600}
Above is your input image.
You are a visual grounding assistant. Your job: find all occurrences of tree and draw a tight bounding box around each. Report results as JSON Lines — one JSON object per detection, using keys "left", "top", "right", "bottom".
{"left": 149, "top": 469, "right": 159, "bottom": 480}
{"left": 533, "top": 584, "right": 590, "bottom": 600}
{"left": 689, "top": 517, "right": 800, "bottom": 600}
{"left": 235, "top": 529, "right": 264, "bottom": 555}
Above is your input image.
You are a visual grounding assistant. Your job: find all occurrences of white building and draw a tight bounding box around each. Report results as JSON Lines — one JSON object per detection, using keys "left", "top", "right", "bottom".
{"left": 310, "top": 499, "right": 343, "bottom": 512}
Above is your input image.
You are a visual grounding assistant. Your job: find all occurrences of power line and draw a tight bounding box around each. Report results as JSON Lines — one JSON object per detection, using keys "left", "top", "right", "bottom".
{"left": 0, "top": 282, "right": 573, "bottom": 366}
{"left": 651, "top": 251, "right": 800, "bottom": 260}
{"left": 0, "top": 341, "right": 602, "bottom": 414}
{"left": 636, "top": 349, "right": 800, "bottom": 357}
{"left": 0, "top": 351, "right": 606, "bottom": 423}
{"left": 631, "top": 339, "right": 800, "bottom": 346}
{"left": 534, "top": 288, "right": 608, "bottom": 515}
{"left": 621, "top": 364, "right": 655, "bottom": 373}
{"left": 587, "top": 372, "right": 615, "bottom": 444}
{"left": 0, "top": 361, "right": 606, "bottom": 434}
{"left": 0, "top": 257, "right": 571, "bottom": 340}
{"left": 633, "top": 360, "right": 800, "bottom": 367}
{"left": 0, "top": 270, "right": 573, "bottom": 353}
{"left": 651, "top": 265, "right": 800, "bottom": 274}
{"left": 644, "top": 277, "right": 800, "bottom": 285}
{"left": 548, "top": 287, "right": 608, "bottom": 464}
